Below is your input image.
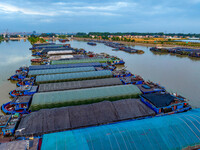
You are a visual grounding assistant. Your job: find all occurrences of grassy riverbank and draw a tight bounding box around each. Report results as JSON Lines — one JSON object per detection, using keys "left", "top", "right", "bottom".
{"left": 28, "top": 36, "right": 46, "bottom": 45}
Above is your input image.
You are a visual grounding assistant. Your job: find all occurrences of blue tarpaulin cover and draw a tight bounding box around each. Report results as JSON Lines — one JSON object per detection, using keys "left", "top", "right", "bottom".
{"left": 28, "top": 67, "right": 95, "bottom": 76}
{"left": 29, "top": 62, "right": 102, "bottom": 70}
{"left": 41, "top": 109, "right": 200, "bottom": 150}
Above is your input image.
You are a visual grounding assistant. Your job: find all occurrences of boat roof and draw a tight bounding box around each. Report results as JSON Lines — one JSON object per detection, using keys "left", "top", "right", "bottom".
{"left": 15, "top": 86, "right": 38, "bottom": 92}
{"left": 0, "top": 115, "right": 11, "bottom": 127}
{"left": 50, "top": 58, "right": 113, "bottom": 65}
{"left": 16, "top": 99, "right": 155, "bottom": 137}
{"left": 23, "top": 78, "right": 32, "bottom": 81}
{"left": 4, "top": 118, "right": 18, "bottom": 129}
{"left": 47, "top": 50, "right": 74, "bottom": 55}
{"left": 41, "top": 48, "right": 74, "bottom": 53}
{"left": 38, "top": 78, "right": 122, "bottom": 92}
{"left": 141, "top": 93, "right": 175, "bottom": 108}
{"left": 11, "top": 96, "right": 32, "bottom": 104}
{"left": 29, "top": 62, "right": 102, "bottom": 70}
{"left": 28, "top": 67, "right": 95, "bottom": 76}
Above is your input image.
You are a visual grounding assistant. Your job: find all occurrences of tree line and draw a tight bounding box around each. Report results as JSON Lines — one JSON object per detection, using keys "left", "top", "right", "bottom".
{"left": 75, "top": 32, "right": 200, "bottom": 38}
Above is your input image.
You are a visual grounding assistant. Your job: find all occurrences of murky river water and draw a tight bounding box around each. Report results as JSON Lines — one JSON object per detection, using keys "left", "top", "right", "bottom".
{"left": 0, "top": 40, "right": 199, "bottom": 114}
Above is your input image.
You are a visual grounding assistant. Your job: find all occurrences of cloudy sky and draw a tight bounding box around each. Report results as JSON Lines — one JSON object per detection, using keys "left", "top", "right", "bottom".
{"left": 0, "top": 0, "right": 200, "bottom": 33}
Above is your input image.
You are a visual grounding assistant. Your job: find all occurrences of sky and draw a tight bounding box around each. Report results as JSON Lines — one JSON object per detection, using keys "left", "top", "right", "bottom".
{"left": 0, "top": 0, "right": 200, "bottom": 33}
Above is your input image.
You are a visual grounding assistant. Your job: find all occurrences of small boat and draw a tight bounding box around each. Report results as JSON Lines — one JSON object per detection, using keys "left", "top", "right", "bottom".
{"left": 87, "top": 42, "right": 97, "bottom": 46}
{"left": 16, "top": 66, "right": 29, "bottom": 73}
{"left": 16, "top": 77, "right": 35, "bottom": 87}
{"left": 1, "top": 96, "right": 32, "bottom": 114}
{"left": 9, "top": 72, "right": 27, "bottom": 81}
{"left": 9, "top": 85, "right": 38, "bottom": 97}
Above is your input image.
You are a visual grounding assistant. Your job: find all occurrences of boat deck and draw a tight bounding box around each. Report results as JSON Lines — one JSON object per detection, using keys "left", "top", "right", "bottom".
{"left": 11, "top": 96, "right": 32, "bottom": 104}
{"left": 0, "top": 115, "right": 11, "bottom": 127}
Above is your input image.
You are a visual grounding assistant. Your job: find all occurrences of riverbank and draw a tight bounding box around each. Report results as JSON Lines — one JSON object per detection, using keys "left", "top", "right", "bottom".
{"left": 74, "top": 37, "right": 200, "bottom": 49}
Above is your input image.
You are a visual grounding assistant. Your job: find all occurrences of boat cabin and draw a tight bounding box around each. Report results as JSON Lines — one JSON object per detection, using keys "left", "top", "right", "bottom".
{"left": 140, "top": 92, "right": 191, "bottom": 114}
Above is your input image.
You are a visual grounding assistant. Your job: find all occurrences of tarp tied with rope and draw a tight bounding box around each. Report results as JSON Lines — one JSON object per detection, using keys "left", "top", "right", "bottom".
{"left": 41, "top": 109, "right": 200, "bottom": 150}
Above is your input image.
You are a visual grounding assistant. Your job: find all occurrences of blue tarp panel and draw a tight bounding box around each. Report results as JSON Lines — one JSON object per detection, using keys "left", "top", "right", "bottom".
{"left": 141, "top": 93, "right": 175, "bottom": 108}
{"left": 41, "top": 109, "right": 200, "bottom": 150}
{"left": 28, "top": 67, "right": 95, "bottom": 76}
{"left": 29, "top": 63, "right": 102, "bottom": 70}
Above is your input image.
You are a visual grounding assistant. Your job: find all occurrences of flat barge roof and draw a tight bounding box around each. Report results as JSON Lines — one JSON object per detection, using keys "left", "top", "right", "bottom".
{"left": 38, "top": 78, "right": 122, "bottom": 92}
{"left": 16, "top": 99, "right": 155, "bottom": 137}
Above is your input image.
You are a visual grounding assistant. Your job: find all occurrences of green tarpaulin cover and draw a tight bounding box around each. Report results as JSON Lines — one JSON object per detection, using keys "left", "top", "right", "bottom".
{"left": 51, "top": 58, "right": 115, "bottom": 65}
{"left": 30, "top": 85, "right": 142, "bottom": 111}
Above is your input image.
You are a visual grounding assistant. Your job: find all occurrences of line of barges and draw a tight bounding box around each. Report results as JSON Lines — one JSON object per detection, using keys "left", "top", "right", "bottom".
{"left": 150, "top": 47, "right": 200, "bottom": 58}
{"left": 0, "top": 42, "right": 199, "bottom": 150}
{"left": 86, "top": 39, "right": 145, "bottom": 54}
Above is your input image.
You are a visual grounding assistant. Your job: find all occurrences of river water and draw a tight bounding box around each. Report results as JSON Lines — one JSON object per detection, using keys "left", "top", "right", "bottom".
{"left": 176, "top": 39, "right": 200, "bottom": 43}
{"left": 0, "top": 40, "right": 200, "bottom": 114}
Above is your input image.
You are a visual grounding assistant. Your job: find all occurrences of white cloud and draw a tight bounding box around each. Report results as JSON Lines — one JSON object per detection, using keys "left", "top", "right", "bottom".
{"left": 0, "top": 3, "right": 56, "bottom": 16}
{"left": 69, "top": 2, "right": 130, "bottom": 11}
{"left": 39, "top": 19, "right": 54, "bottom": 23}
{"left": 0, "top": 1, "right": 131, "bottom": 17}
